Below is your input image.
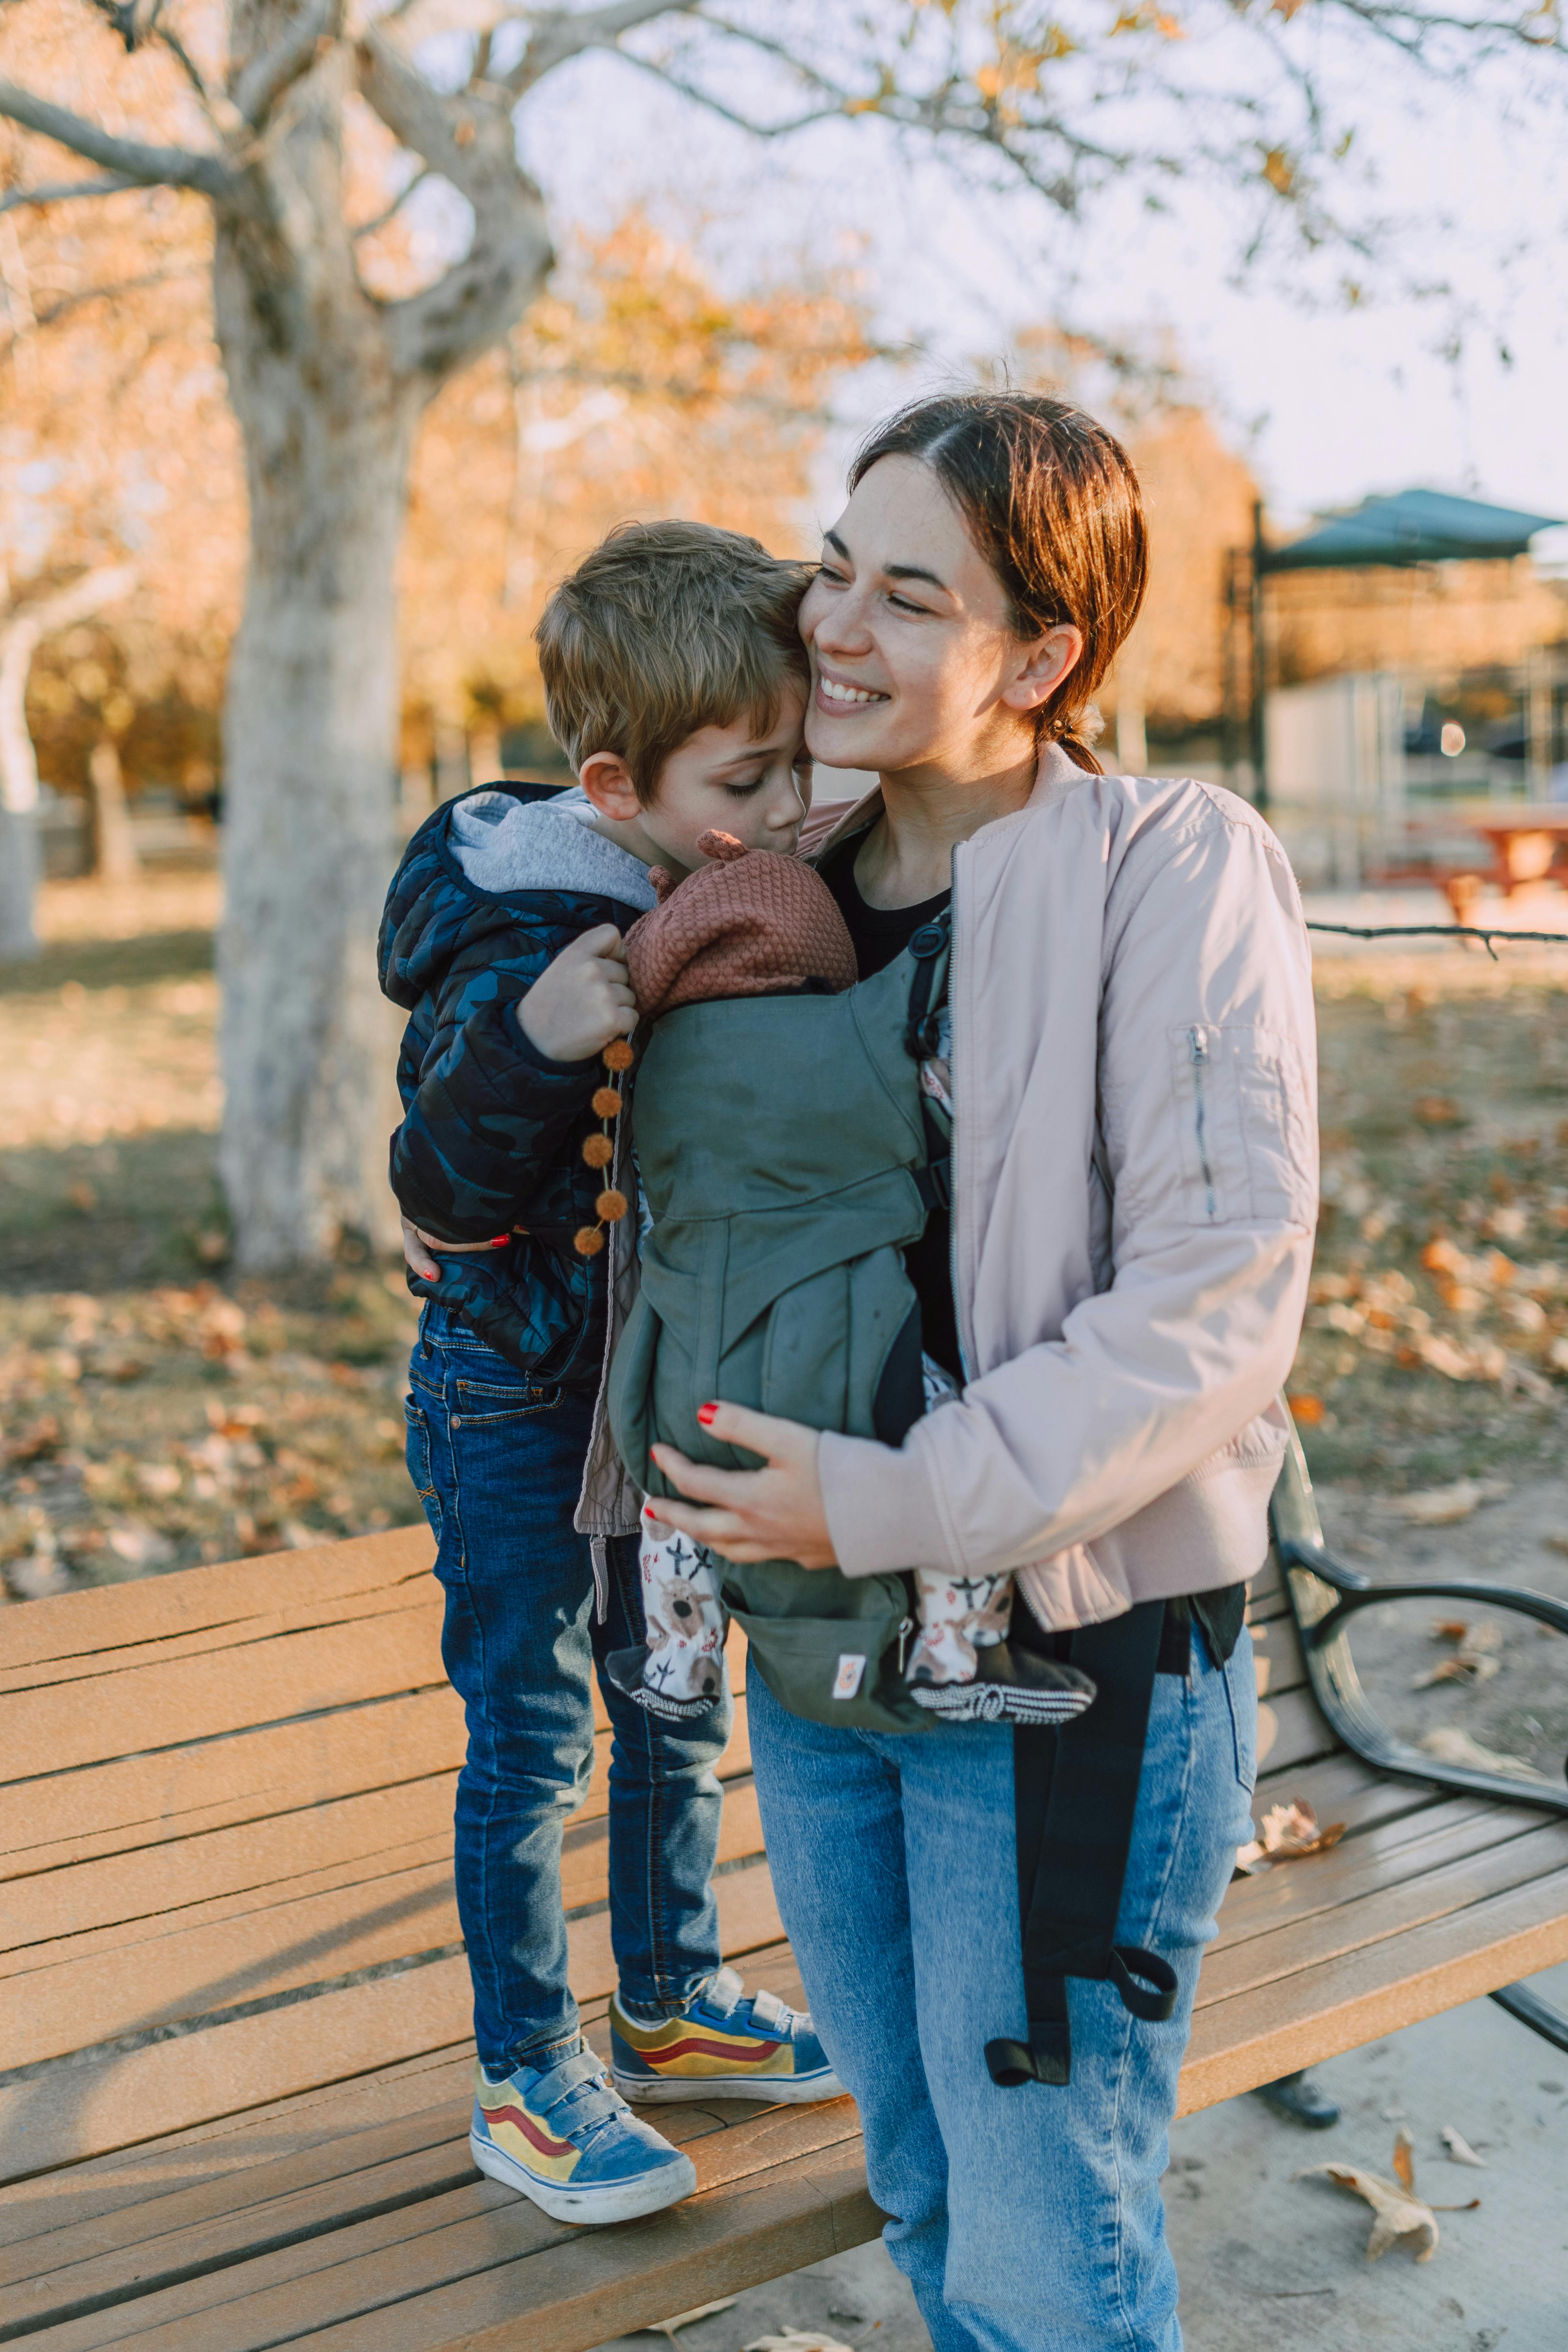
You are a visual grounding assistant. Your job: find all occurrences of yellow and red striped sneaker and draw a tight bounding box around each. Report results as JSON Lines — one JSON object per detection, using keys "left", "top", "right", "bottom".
{"left": 469, "top": 2046, "right": 695, "bottom": 2224}
{"left": 610, "top": 1966, "right": 845, "bottom": 2105}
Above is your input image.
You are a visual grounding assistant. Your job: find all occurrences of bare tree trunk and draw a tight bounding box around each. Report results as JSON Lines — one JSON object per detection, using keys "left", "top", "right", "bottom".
{"left": 0, "top": 802, "right": 42, "bottom": 962}
{"left": 214, "top": 207, "right": 419, "bottom": 1269}
{"left": 88, "top": 738, "right": 139, "bottom": 881}
{"left": 0, "top": 606, "right": 46, "bottom": 961}
{"left": 0, "top": 568, "right": 136, "bottom": 959}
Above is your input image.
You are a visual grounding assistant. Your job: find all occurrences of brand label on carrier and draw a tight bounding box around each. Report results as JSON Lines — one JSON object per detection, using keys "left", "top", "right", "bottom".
{"left": 832, "top": 1653, "right": 867, "bottom": 1700}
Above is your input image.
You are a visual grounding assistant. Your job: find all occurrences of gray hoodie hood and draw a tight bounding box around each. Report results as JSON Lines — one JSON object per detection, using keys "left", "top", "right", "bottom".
{"left": 447, "top": 785, "right": 658, "bottom": 913}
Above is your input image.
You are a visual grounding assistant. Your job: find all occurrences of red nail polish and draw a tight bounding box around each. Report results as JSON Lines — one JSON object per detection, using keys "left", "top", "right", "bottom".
{"left": 696, "top": 1402, "right": 718, "bottom": 1427}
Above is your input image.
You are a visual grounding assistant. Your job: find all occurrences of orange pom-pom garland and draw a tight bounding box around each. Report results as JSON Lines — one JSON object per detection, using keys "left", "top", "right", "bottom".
{"left": 572, "top": 1039, "right": 636, "bottom": 1256}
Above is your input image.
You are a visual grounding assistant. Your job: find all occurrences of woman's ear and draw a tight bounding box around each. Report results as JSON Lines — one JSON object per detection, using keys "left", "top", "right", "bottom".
{"left": 1001, "top": 623, "right": 1085, "bottom": 716}
{"left": 579, "top": 751, "right": 641, "bottom": 822}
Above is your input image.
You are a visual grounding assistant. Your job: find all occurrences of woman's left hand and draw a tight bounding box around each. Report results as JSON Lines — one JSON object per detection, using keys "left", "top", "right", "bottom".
{"left": 651, "top": 1402, "right": 837, "bottom": 1567}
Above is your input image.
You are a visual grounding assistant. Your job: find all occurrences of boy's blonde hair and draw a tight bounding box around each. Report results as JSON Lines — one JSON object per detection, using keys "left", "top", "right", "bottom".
{"left": 536, "top": 520, "right": 812, "bottom": 805}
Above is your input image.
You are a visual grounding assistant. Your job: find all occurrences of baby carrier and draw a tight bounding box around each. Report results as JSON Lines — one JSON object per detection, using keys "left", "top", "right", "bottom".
{"left": 612, "top": 913, "right": 1030, "bottom": 1732}
{"left": 608, "top": 853, "right": 1178, "bottom": 2086}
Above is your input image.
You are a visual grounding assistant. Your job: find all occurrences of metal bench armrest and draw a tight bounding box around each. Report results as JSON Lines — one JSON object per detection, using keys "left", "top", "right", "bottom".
{"left": 1266, "top": 1412, "right": 1568, "bottom": 1818}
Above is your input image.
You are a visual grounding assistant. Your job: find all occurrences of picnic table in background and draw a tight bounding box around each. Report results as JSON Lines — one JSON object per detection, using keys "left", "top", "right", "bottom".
{"left": 1441, "top": 808, "right": 1568, "bottom": 922}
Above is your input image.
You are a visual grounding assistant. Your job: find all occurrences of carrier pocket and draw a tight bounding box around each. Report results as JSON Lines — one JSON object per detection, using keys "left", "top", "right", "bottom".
{"left": 727, "top": 1594, "right": 935, "bottom": 1735}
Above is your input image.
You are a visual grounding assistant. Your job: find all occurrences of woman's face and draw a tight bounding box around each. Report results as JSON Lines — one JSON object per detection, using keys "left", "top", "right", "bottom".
{"left": 798, "top": 454, "right": 1082, "bottom": 781}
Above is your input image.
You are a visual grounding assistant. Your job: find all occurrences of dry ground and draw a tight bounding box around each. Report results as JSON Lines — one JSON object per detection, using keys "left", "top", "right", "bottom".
{"left": 0, "top": 872, "right": 424, "bottom": 1599}
{"left": 2, "top": 873, "right": 1566, "bottom": 1610}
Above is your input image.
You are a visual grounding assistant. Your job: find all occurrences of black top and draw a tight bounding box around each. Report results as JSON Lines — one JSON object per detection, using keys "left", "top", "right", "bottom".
{"left": 819, "top": 834, "right": 962, "bottom": 1383}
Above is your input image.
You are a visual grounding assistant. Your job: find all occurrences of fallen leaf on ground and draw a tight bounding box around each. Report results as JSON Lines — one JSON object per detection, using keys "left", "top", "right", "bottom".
{"left": 4, "top": 1416, "right": 62, "bottom": 1465}
{"left": 1413, "top": 1620, "right": 1503, "bottom": 1689}
{"left": 1237, "top": 1799, "right": 1348, "bottom": 1873}
{"left": 1440, "top": 2125, "right": 1486, "bottom": 2168}
{"left": 1287, "top": 1392, "right": 1325, "bottom": 1425}
{"left": 1396, "top": 1480, "right": 1507, "bottom": 1525}
{"left": 1419, "top": 1726, "right": 1546, "bottom": 1781}
{"left": 1298, "top": 2162, "right": 1439, "bottom": 2261}
{"left": 741, "top": 2335, "right": 856, "bottom": 2352}
{"left": 1392, "top": 2124, "right": 1415, "bottom": 2192}
{"left": 1413, "top": 1653, "right": 1501, "bottom": 1688}
{"left": 4, "top": 1551, "right": 72, "bottom": 1599}
{"left": 643, "top": 2296, "right": 737, "bottom": 2341}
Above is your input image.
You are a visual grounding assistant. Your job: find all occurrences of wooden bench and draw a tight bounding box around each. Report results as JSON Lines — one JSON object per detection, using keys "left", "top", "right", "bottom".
{"left": 4, "top": 1450, "right": 1567, "bottom": 2351}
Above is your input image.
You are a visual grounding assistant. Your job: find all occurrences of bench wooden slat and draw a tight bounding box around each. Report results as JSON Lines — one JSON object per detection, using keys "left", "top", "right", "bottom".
{"left": 0, "top": 1531, "right": 434, "bottom": 1678}
{"left": 0, "top": 1949, "right": 803, "bottom": 2264}
{"left": 5, "top": 1609, "right": 449, "bottom": 1779}
{"left": 1213, "top": 1794, "right": 1544, "bottom": 1954}
{"left": 0, "top": 1859, "right": 785, "bottom": 2184}
{"left": 1253, "top": 1681, "right": 1338, "bottom": 1780}
{"left": 1246, "top": 1611, "right": 1303, "bottom": 1698}
{"left": 2, "top": 1686, "right": 752, "bottom": 1889}
{"left": 291, "top": 2141, "right": 878, "bottom": 2352}
{"left": 1196, "top": 1816, "right": 1568, "bottom": 2008}
{"left": 4, "top": 2097, "right": 839, "bottom": 2351}
{"left": 20, "top": 2113, "right": 871, "bottom": 2352}
{"left": 1181, "top": 1851, "right": 1568, "bottom": 2111}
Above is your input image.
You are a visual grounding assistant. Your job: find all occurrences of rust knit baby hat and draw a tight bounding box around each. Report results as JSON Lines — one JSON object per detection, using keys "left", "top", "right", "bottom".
{"left": 624, "top": 830, "right": 858, "bottom": 1020}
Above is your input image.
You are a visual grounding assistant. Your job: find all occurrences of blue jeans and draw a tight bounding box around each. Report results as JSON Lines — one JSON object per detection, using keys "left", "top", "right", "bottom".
{"left": 406, "top": 1306, "right": 731, "bottom": 2074}
{"left": 748, "top": 1620, "right": 1257, "bottom": 2352}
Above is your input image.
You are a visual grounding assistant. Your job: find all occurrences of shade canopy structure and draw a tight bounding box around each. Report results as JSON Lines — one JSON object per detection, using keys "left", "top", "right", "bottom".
{"left": 1263, "top": 488, "right": 1563, "bottom": 573}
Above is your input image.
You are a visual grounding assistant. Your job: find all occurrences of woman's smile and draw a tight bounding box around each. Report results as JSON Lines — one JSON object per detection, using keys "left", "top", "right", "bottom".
{"left": 814, "top": 665, "right": 890, "bottom": 711}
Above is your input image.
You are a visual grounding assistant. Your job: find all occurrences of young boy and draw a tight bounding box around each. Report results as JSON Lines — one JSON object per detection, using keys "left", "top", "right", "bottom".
{"left": 379, "top": 521, "right": 841, "bottom": 2230}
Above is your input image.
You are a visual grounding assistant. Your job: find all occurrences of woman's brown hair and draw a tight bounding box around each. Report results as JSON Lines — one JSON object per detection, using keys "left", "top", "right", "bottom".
{"left": 848, "top": 391, "right": 1147, "bottom": 774}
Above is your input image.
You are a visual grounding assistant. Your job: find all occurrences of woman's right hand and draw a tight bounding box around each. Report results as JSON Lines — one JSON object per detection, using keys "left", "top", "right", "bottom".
{"left": 516, "top": 925, "right": 636, "bottom": 1063}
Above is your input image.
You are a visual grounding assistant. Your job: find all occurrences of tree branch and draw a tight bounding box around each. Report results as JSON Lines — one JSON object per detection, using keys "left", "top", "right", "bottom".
{"left": 503, "top": 0, "right": 702, "bottom": 95}
{"left": 353, "top": 165, "right": 430, "bottom": 239}
{"left": 230, "top": 0, "right": 343, "bottom": 130}
{"left": 0, "top": 174, "right": 145, "bottom": 217}
{"left": 357, "top": 28, "right": 553, "bottom": 382}
{"left": 0, "top": 81, "right": 230, "bottom": 195}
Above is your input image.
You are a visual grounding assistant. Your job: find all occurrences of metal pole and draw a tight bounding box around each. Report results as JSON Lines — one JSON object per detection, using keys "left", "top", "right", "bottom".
{"left": 1250, "top": 500, "right": 1269, "bottom": 814}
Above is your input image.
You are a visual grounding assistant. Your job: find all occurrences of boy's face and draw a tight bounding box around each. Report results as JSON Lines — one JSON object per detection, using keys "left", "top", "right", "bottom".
{"left": 580, "top": 686, "right": 812, "bottom": 880}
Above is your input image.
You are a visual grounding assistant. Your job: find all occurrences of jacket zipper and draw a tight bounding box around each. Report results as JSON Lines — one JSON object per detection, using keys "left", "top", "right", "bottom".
{"left": 1187, "top": 1027, "right": 1218, "bottom": 1220}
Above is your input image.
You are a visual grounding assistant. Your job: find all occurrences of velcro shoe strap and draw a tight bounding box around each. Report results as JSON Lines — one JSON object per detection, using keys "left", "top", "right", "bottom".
{"left": 749, "top": 1987, "right": 791, "bottom": 2032}
{"left": 703, "top": 1965, "right": 744, "bottom": 2016}
{"left": 532, "top": 2049, "right": 612, "bottom": 2113}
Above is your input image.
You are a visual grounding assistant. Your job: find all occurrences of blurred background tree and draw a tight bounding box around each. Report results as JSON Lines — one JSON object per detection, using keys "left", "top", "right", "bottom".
{"left": 0, "top": 0, "right": 1560, "bottom": 1267}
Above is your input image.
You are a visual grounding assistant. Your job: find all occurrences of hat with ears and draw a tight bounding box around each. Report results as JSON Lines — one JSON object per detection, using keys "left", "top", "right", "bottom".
{"left": 624, "top": 830, "right": 858, "bottom": 1020}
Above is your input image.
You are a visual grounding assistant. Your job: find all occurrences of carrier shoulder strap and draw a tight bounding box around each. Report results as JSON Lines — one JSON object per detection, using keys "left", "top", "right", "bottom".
{"left": 903, "top": 907, "right": 952, "bottom": 1214}
{"left": 985, "top": 1598, "right": 1179, "bottom": 2089}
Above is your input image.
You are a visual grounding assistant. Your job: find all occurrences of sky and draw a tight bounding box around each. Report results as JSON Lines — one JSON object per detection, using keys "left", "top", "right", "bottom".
{"left": 503, "top": 11, "right": 1568, "bottom": 547}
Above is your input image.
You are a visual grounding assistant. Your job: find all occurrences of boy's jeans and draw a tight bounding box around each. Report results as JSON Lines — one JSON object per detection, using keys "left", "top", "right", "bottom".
{"left": 406, "top": 1306, "right": 730, "bottom": 2075}
{"left": 749, "top": 1621, "right": 1258, "bottom": 2352}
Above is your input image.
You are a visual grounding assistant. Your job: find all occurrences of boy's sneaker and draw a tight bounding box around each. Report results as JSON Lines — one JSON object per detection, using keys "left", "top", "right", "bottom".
{"left": 470, "top": 2047, "right": 696, "bottom": 2224}
{"left": 610, "top": 1966, "right": 845, "bottom": 2105}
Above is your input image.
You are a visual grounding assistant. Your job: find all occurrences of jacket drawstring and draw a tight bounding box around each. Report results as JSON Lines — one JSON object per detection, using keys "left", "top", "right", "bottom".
{"left": 589, "top": 1535, "right": 609, "bottom": 1625}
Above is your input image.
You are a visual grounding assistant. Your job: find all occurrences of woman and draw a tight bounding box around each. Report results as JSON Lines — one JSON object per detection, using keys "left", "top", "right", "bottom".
{"left": 652, "top": 392, "right": 1316, "bottom": 2351}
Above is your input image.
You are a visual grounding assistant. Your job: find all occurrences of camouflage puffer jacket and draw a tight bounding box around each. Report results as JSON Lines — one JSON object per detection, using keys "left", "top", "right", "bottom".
{"left": 377, "top": 780, "right": 656, "bottom": 1386}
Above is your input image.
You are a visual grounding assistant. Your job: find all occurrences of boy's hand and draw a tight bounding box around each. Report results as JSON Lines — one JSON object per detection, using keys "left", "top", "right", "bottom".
{"left": 516, "top": 925, "right": 636, "bottom": 1064}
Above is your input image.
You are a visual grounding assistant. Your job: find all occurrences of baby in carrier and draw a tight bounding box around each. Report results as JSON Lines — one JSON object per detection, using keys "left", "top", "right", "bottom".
{"left": 606, "top": 830, "right": 1093, "bottom": 1731}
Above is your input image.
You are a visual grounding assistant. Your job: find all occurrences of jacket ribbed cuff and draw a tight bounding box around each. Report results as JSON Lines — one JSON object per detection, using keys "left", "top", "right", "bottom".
{"left": 817, "top": 1429, "right": 957, "bottom": 1579}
